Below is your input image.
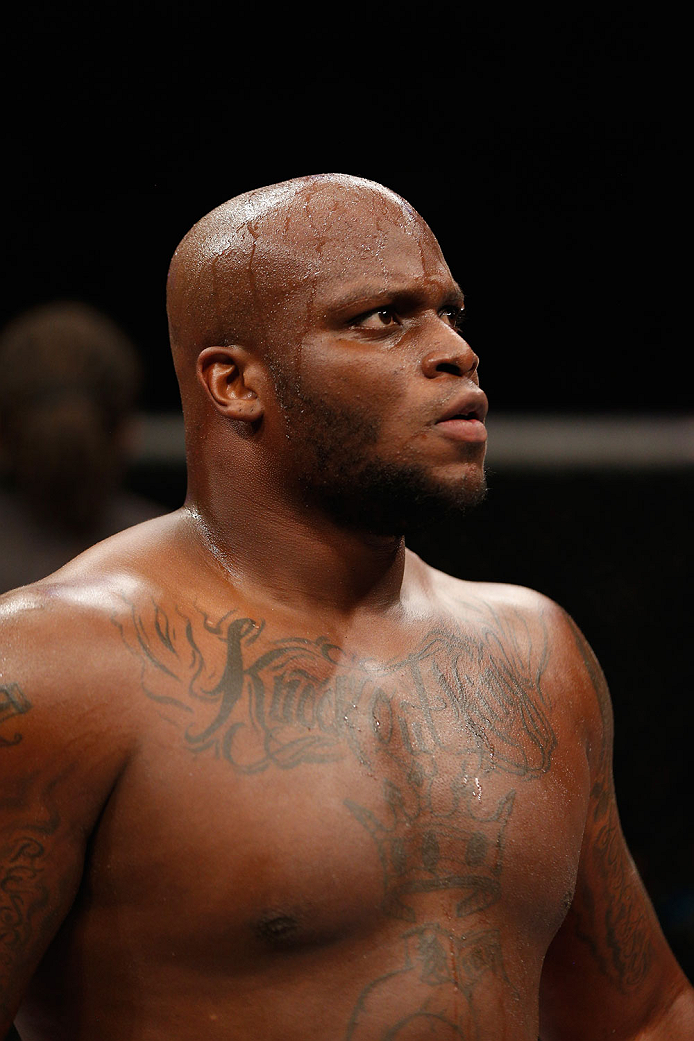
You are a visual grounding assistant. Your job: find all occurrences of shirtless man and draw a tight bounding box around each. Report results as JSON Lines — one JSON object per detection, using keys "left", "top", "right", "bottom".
{"left": 1, "top": 174, "right": 691, "bottom": 1040}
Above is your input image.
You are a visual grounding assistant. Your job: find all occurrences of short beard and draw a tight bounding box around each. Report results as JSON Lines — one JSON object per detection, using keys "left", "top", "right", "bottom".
{"left": 316, "top": 457, "right": 487, "bottom": 537}
{"left": 270, "top": 364, "right": 487, "bottom": 537}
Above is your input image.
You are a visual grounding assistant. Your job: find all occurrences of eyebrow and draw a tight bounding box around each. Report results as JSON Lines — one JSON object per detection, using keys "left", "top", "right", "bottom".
{"left": 324, "top": 280, "right": 466, "bottom": 317}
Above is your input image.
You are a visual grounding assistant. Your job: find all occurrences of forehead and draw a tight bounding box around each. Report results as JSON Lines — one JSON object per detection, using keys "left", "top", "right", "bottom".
{"left": 251, "top": 184, "right": 452, "bottom": 314}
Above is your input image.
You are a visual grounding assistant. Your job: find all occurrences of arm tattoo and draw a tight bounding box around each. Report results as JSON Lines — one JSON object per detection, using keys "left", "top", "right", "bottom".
{"left": 566, "top": 615, "right": 654, "bottom": 990}
{"left": 1, "top": 689, "right": 62, "bottom": 1025}
{"left": 1, "top": 828, "right": 55, "bottom": 969}
{"left": 118, "top": 598, "right": 557, "bottom": 1035}
{"left": 1, "top": 823, "right": 58, "bottom": 1026}
{"left": 0, "top": 686, "right": 30, "bottom": 750}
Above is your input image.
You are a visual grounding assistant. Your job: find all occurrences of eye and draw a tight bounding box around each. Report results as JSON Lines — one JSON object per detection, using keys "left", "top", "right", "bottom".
{"left": 352, "top": 307, "right": 401, "bottom": 330}
{"left": 440, "top": 306, "right": 466, "bottom": 333}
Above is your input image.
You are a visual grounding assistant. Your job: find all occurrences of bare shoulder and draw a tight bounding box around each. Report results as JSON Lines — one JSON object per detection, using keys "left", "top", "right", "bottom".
{"left": 0, "top": 513, "right": 193, "bottom": 765}
{"left": 407, "top": 550, "right": 568, "bottom": 627}
{"left": 0, "top": 589, "right": 132, "bottom": 803}
{"left": 0, "top": 519, "right": 167, "bottom": 664}
{"left": 407, "top": 552, "right": 609, "bottom": 748}
{"left": 0, "top": 510, "right": 190, "bottom": 632}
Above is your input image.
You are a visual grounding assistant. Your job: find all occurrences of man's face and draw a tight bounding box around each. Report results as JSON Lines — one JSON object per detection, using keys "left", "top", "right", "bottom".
{"left": 253, "top": 182, "right": 488, "bottom": 535}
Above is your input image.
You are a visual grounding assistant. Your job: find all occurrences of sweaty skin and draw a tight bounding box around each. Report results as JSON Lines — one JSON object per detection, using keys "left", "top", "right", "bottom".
{"left": 1, "top": 175, "right": 692, "bottom": 1040}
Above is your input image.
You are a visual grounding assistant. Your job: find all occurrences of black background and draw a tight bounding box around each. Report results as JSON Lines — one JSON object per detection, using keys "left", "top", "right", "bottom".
{"left": 5, "top": 2, "right": 693, "bottom": 980}
{"left": 4, "top": 6, "right": 687, "bottom": 415}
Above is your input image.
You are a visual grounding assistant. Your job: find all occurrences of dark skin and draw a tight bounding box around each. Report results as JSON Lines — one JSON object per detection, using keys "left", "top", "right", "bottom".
{"left": 1, "top": 175, "right": 692, "bottom": 1040}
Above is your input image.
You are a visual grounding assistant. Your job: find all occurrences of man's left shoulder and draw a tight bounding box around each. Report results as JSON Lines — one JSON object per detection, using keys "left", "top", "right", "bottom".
{"left": 416, "top": 560, "right": 592, "bottom": 687}
{"left": 416, "top": 558, "right": 565, "bottom": 627}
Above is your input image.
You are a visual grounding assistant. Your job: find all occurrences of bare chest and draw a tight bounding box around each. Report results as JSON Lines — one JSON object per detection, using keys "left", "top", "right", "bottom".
{"left": 86, "top": 604, "right": 589, "bottom": 965}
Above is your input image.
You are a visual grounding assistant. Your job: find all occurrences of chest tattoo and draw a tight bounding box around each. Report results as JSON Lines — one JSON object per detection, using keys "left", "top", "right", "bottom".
{"left": 116, "top": 600, "right": 554, "bottom": 779}
{"left": 116, "top": 598, "right": 556, "bottom": 1036}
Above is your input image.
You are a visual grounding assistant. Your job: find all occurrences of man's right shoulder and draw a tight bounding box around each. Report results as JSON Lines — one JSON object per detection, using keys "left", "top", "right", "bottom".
{"left": 0, "top": 565, "right": 163, "bottom": 740}
{"left": 0, "top": 511, "right": 189, "bottom": 669}
{"left": 0, "top": 510, "right": 214, "bottom": 742}
{"left": 0, "top": 579, "right": 148, "bottom": 860}
{"left": 1, "top": 571, "right": 145, "bottom": 657}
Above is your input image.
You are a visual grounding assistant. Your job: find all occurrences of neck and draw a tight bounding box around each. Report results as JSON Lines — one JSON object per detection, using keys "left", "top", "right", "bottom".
{"left": 183, "top": 482, "right": 408, "bottom": 619}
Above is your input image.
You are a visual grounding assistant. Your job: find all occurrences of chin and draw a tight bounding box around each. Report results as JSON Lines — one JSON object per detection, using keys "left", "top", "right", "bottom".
{"left": 316, "top": 462, "right": 488, "bottom": 538}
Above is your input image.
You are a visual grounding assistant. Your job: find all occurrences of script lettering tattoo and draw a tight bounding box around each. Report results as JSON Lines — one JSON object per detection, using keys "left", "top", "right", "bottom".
{"left": 118, "top": 605, "right": 350, "bottom": 770}
{"left": 566, "top": 616, "right": 654, "bottom": 990}
{"left": 118, "top": 598, "right": 556, "bottom": 1035}
{"left": 117, "top": 599, "right": 555, "bottom": 777}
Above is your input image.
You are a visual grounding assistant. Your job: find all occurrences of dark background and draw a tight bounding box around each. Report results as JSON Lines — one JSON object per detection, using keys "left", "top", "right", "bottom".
{"left": 5, "top": 4, "right": 692, "bottom": 979}
{"left": 4, "top": 6, "right": 687, "bottom": 416}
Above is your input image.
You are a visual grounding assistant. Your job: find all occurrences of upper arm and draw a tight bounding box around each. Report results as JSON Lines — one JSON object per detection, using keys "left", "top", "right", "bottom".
{"left": 539, "top": 612, "right": 694, "bottom": 1040}
{"left": 0, "top": 594, "right": 130, "bottom": 1032}
{"left": 1, "top": 684, "right": 85, "bottom": 1031}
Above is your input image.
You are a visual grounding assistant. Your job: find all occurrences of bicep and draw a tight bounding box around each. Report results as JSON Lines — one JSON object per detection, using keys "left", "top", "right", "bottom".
{"left": 539, "top": 778, "right": 677, "bottom": 1038}
{"left": 539, "top": 614, "right": 688, "bottom": 1039}
{"left": 1, "top": 684, "right": 91, "bottom": 1031}
{"left": 1, "top": 811, "right": 85, "bottom": 1032}
{"left": 0, "top": 661, "right": 129, "bottom": 1033}
{"left": 0, "top": 591, "right": 141, "bottom": 1033}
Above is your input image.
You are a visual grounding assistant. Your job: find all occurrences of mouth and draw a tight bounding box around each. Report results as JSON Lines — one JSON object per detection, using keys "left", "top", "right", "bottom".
{"left": 434, "top": 391, "right": 488, "bottom": 443}
{"left": 441, "top": 408, "right": 481, "bottom": 422}
{"left": 437, "top": 389, "right": 488, "bottom": 424}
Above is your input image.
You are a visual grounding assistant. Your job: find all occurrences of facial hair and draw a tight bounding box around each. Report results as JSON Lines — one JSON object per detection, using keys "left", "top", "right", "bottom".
{"left": 270, "top": 366, "right": 487, "bottom": 537}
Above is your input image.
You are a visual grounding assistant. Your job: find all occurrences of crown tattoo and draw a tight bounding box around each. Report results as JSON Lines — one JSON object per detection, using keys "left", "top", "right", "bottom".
{"left": 345, "top": 777, "right": 516, "bottom": 924}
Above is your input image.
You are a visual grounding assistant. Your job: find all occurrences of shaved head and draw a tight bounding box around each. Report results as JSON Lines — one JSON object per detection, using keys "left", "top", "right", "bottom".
{"left": 167, "top": 173, "right": 485, "bottom": 532}
{"left": 166, "top": 174, "right": 430, "bottom": 398}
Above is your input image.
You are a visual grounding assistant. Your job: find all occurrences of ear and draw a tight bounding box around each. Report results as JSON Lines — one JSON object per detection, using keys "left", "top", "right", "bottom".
{"left": 197, "top": 345, "right": 264, "bottom": 423}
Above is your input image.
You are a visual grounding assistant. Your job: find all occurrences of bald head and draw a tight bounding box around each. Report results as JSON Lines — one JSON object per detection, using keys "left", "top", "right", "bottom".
{"left": 167, "top": 175, "right": 482, "bottom": 526}
{"left": 166, "top": 174, "right": 431, "bottom": 395}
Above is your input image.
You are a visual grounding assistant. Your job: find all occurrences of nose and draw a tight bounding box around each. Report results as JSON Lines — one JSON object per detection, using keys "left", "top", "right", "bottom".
{"left": 420, "top": 337, "right": 479, "bottom": 380}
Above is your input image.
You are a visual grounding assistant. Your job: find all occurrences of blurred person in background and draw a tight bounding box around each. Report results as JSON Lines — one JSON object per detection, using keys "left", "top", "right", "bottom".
{"left": 0, "top": 301, "right": 162, "bottom": 593}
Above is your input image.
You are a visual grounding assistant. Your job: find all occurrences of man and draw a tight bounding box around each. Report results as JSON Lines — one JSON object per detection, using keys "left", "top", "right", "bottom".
{"left": 0, "top": 174, "right": 691, "bottom": 1040}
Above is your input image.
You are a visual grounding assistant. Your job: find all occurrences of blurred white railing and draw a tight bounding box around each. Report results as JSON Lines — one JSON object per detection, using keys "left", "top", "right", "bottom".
{"left": 131, "top": 413, "right": 694, "bottom": 470}
{"left": 484, "top": 414, "right": 694, "bottom": 469}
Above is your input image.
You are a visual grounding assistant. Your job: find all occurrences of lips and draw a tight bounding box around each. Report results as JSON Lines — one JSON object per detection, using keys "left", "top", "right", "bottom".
{"left": 436, "top": 388, "right": 489, "bottom": 425}
{"left": 433, "top": 388, "right": 489, "bottom": 444}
